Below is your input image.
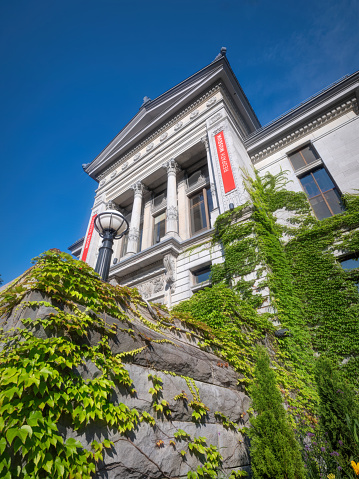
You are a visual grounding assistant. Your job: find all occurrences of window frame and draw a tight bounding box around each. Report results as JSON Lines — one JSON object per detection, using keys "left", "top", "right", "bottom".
{"left": 189, "top": 186, "right": 212, "bottom": 236}
{"left": 288, "top": 144, "right": 344, "bottom": 220}
{"left": 191, "top": 264, "right": 212, "bottom": 293}
{"left": 299, "top": 167, "right": 343, "bottom": 217}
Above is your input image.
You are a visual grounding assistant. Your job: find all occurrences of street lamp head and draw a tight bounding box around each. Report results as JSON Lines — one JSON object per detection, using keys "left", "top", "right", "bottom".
{"left": 94, "top": 210, "right": 129, "bottom": 239}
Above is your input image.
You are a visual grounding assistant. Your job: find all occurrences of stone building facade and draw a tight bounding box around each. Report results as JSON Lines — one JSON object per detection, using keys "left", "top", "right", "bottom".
{"left": 71, "top": 49, "right": 359, "bottom": 307}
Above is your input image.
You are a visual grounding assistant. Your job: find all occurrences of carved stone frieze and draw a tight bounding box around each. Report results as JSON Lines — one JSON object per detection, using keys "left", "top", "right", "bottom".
{"left": 133, "top": 153, "right": 141, "bottom": 161}
{"left": 146, "top": 143, "right": 154, "bottom": 152}
{"left": 166, "top": 205, "right": 178, "bottom": 221}
{"left": 121, "top": 162, "right": 128, "bottom": 171}
{"left": 160, "top": 132, "right": 168, "bottom": 141}
{"left": 190, "top": 110, "right": 199, "bottom": 119}
{"left": 174, "top": 121, "right": 183, "bottom": 131}
{"left": 110, "top": 170, "right": 117, "bottom": 178}
{"left": 136, "top": 275, "right": 165, "bottom": 299}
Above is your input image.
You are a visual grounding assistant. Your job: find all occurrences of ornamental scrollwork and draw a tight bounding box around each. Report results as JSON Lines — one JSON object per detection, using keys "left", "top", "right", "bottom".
{"left": 128, "top": 226, "right": 140, "bottom": 242}
{"left": 131, "top": 181, "right": 146, "bottom": 197}
{"left": 166, "top": 206, "right": 178, "bottom": 221}
{"left": 206, "top": 97, "right": 217, "bottom": 107}
{"left": 162, "top": 159, "right": 180, "bottom": 175}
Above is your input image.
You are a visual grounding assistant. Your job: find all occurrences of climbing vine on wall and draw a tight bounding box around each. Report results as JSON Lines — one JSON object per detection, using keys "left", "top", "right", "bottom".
{"left": 175, "top": 169, "right": 359, "bottom": 425}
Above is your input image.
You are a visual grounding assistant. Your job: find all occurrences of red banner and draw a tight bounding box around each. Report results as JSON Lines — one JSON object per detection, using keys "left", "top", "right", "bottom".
{"left": 214, "top": 131, "right": 236, "bottom": 193}
{"left": 81, "top": 214, "right": 97, "bottom": 262}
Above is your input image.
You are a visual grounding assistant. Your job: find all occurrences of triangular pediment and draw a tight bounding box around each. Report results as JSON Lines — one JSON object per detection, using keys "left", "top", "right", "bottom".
{"left": 85, "top": 56, "right": 260, "bottom": 179}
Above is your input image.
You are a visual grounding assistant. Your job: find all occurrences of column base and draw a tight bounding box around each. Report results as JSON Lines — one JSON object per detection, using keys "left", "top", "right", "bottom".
{"left": 163, "top": 231, "right": 181, "bottom": 242}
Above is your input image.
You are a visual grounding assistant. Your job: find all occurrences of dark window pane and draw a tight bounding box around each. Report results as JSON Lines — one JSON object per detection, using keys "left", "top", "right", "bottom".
{"left": 340, "top": 257, "right": 359, "bottom": 270}
{"left": 301, "top": 145, "right": 319, "bottom": 165}
{"left": 309, "top": 196, "right": 332, "bottom": 220}
{"left": 153, "top": 213, "right": 166, "bottom": 244}
{"left": 300, "top": 173, "right": 320, "bottom": 198}
{"left": 290, "top": 151, "right": 306, "bottom": 171}
{"left": 324, "top": 189, "right": 345, "bottom": 215}
{"left": 190, "top": 193, "right": 207, "bottom": 233}
{"left": 194, "top": 267, "right": 211, "bottom": 283}
{"left": 120, "top": 234, "right": 128, "bottom": 257}
{"left": 312, "top": 168, "right": 335, "bottom": 192}
{"left": 206, "top": 187, "right": 213, "bottom": 214}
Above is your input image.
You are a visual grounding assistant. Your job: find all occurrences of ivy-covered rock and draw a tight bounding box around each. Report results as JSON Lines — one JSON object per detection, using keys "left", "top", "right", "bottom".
{"left": 0, "top": 251, "right": 251, "bottom": 479}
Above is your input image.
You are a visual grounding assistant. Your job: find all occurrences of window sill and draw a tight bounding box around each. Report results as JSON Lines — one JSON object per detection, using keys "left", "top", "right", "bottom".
{"left": 191, "top": 280, "right": 211, "bottom": 293}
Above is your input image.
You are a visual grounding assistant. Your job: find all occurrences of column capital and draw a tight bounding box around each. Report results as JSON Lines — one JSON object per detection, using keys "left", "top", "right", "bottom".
{"left": 201, "top": 136, "right": 209, "bottom": 150}
{"left": 130, "top": 181, "right": 147, "bottom": 197}
{"left": 105, "top": 200, "right": 120, "bottom": 211}
{"left": 162, "top": 159, "right": 180, "bottom": 175}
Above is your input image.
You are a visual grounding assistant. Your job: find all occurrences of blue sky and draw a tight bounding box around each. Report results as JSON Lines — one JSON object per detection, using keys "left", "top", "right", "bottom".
{"left": 0, "top": 0, "right": 358, "bottom": 284}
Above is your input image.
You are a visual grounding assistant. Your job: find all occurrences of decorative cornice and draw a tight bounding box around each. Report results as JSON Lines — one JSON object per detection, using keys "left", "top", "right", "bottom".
{"left": 96, "top": 83, "right": 222, "bottom": 181}
{"left": 250, "top": 97, "right": 358, "bottom": 163}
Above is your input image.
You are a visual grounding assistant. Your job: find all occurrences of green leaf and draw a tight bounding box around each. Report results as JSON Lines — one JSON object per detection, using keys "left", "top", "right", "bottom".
{"left": 0, "top": 438, "right": 6, "bottom": 455}
{"left": 20, "top": 425, "right": 32, "bottom": 439}
{"left": 27, "top": 411, "right": 43, "bottom": 427}
{"left": 54, "top": 457, "right": 64, "bottom": 476}
{"left": 43, "top": 453, "right": 53, "bottom": 473}
{"left": 5, "top": 428, "right": 18, "bottom": 446}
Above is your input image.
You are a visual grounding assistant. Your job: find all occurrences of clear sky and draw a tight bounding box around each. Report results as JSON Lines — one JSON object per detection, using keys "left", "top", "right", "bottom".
{"left": 0, "top": 0, "right": 358, "bottom": 284}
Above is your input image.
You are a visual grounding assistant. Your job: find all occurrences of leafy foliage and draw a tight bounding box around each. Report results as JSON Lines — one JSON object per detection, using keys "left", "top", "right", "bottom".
{"left": 249, "top": 347, "right": 306, "bottom": 479}
{"left": 314, "top": 357, "right": 359, "bottom": 470}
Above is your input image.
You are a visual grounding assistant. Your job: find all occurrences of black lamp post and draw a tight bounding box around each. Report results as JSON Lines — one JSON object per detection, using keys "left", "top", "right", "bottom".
{"left": 93, "top": 209, "right": 129, "bottom": 281}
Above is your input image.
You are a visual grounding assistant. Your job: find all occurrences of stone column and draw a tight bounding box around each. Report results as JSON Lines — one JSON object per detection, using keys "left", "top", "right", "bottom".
{"left": 141, "top": 196, "right": 153, "bottom": 250}
{"left": 177, "top": 172, "right": 190, "bottom": 240}
{"left": 162, "top": 159, "right": 181, "bottom": 239}
{"left": 126, "top": 181, "right": 145, "bottom": 256}
{"left": 201, "top": 136, "right": 220, "bottom": 223}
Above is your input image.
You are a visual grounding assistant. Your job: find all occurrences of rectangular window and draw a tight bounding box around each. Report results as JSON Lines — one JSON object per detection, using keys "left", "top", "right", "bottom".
{"left": 299, "top": 168, "right": 345, "bottom": 220}
{"left": 340, "top": 255, "right": 359, "bottom": 292}
{"left": 153, "top": 212, "right": 166, "bottom": 244}
{"left": 289, "top": 144, "right": 320, "bottom": 171}
{"left": 190, "top": 187, "right": 213, "bottom": 235}
{"left": 193, "top": 266, "right": 211, "bottom": 284}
